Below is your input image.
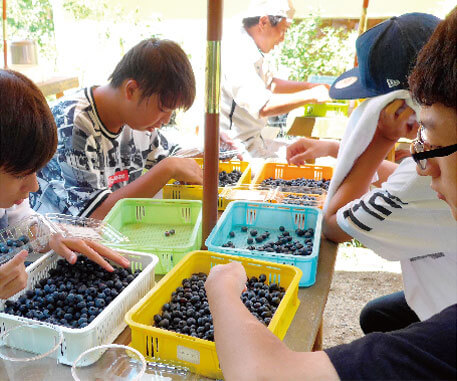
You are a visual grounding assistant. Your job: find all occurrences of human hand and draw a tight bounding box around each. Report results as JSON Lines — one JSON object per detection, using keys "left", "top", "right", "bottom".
{"left": 49, "top": 233, "right": 130, "bottom": 272}
{"left": 167, "top": 157, "right": 204, "bottom": 185}
{"left": 305, "top": 85, "right": 332, "bottom": 104}
{"left": 205, "top": 262, "right": 247, "bottom": 298}
{"left": 287, "top": 138, "right": 339, "bottom": 165}
{"left": 0, "top": 250, "right": 28, "bottom": 299}
{"left": 377, "top": 99, "right": 419, "bottom": 142}
{"left": 220, "top": 132, "right": 244, "bottom": 161}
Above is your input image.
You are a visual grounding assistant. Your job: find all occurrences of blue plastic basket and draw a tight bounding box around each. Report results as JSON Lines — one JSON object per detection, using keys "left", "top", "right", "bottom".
{"left": 205, "top": 201, "right": 322, "bottom": 287}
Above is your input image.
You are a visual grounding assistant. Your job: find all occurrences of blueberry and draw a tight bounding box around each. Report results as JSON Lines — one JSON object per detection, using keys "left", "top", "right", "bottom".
{"left": 165, "top": 231, "right": 170, "bottom": 237}
{"left": 18, "top": 235, "right": 29, "bottom": 244}
{"left": 229, "top": 231, "right": 235, "bottom": 238}
{"left": 95, "top": 298, "right": 105, "bottom": 308}
{"left": 169, "top": 229, "right": 175, "bottom": 235}
{"left": 241, "top": 226, "right": 248, "bottom": 232}
{"left": 279, "top": 226, "right": 285, "bottom": 232}
{"left": 250, "top": 230, "right": 258, "bottom": 237}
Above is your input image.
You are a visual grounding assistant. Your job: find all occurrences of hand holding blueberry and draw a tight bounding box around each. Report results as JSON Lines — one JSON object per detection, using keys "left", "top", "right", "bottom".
{"left": 205, "top": 262, "right": 247, "bottom": 298}
{"left": 0, "top": 249, "right": 28, "bottom": 299}
{"left": 49, "top": 233, "right": 130, "bottom": 272}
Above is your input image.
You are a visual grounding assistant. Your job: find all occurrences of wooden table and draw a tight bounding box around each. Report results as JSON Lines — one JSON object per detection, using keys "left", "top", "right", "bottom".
{"left": 0, "top": 239, "right": 338, "bottom": 380}
{"left": 36, "top": 76, "right": 79, "bottom": 98}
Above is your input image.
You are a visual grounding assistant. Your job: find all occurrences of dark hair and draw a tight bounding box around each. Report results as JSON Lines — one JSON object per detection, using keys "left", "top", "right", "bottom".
{"left": 409, "top": 8, "right": 457, "bottom": 110}
{"left": 109, "top": 38, "right": 195, "bottom": 111}
{"left": 0, "top": 70, "right": 57, "bottom": 175}
{"left": 242, "top": 15, "right": 285, "bottom": 29}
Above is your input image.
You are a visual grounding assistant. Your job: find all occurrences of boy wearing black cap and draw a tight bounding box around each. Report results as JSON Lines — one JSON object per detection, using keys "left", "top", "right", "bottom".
{"left": 291, "top": 13, "right": 456, "bottom": 335}
{"left": 203, "top": 10, "right": 456, "bottom": 381}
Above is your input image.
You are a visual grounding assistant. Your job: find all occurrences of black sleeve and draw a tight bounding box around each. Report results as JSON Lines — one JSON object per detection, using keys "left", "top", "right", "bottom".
{"left": 324, "top": 304, "right": 457, "bottom": 380}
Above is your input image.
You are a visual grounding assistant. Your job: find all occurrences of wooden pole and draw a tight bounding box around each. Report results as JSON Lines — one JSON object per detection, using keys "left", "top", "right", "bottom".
{"left": 2, "top": 0, "right": 7, "bottom": 68}
{"left": 202, "top": 0, "right": 223, "bottom": 245}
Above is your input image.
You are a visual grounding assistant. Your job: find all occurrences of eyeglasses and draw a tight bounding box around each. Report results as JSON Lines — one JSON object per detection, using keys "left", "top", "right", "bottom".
{"left": 410, "top": 123, "right": 457, "bottom": 170}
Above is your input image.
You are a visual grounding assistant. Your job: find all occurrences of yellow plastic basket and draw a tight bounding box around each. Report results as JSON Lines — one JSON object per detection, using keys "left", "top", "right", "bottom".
{"left": 162, "top": 159, "right": 251, "bottom": 210}
{"left": 125, "top": 250, "right": 302, "bottom": 379}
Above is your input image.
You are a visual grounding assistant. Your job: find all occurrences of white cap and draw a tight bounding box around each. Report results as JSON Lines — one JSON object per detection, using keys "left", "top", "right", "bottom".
{"left": 244, "top": 0, "right": 295, "bottom": 21}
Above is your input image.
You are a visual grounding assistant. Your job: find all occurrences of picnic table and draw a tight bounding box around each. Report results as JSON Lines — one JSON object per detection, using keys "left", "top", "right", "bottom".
{"left": 0, "top": 237, "right": 338, "bottom": 379}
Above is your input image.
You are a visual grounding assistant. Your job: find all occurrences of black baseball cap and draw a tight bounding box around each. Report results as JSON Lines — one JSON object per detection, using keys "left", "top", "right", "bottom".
{"left": 330, "top": 13, "right": 440, "bottom": 100}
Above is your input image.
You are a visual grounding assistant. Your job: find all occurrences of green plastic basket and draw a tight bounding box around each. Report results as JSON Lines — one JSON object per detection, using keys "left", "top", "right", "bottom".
{"left": 104, "top": 199, "right": 202, "bottom": 274}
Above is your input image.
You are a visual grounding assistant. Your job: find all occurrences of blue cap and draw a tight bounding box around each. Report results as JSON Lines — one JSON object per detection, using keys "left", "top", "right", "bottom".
{"left": 330, "top": 13, "right": 440, "bottom": 100}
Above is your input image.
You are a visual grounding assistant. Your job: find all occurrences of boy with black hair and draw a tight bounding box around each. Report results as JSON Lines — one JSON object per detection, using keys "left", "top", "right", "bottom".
{"left": 0, "top": 69, "right": 129, "bottom": 299}
{"left": 32, "top": 38, "right": 203, "bottom": 220}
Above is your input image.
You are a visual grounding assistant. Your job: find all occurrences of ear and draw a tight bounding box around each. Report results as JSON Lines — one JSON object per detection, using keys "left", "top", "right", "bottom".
{"left": 124, "top": 79, "right": 140, "bottom": 101}
{"left": 258, "top": 15, "right": 270, "bottom": 30}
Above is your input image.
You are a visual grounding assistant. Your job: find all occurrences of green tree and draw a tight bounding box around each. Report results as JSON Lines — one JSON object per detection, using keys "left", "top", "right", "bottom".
{"left": 271, "top": 15, "right": 357, "bottom": 81}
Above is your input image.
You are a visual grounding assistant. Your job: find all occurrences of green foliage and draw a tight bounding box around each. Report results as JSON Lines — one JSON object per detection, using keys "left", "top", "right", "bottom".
{"left": 271, "top": 15, "right": 357, "bottom": 81}
{"left": 62, "top": 0, "right": 161, "bottom": 52}
{"left": 2, "top": 0, "right": 56, "bottom": 63}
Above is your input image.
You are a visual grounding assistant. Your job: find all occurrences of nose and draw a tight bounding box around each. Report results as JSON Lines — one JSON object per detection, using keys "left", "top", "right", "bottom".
{"left": 415, "top": 158, "right": 440, "bottom": 178}
{"left": 23, "top": 173, "right": 39, "bottom": 193}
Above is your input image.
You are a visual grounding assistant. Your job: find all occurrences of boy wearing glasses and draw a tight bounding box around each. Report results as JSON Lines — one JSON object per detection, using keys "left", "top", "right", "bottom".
{"left": 204, "top": 10, "right": 456, "bottom": 380}
{"left": 319, "top": 13, "right": 457, "bottom": 335}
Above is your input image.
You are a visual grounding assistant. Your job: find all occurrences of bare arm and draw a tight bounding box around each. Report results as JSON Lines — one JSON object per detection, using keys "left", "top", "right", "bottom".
{"left": 270, "top": 78, "right": 327, "bottom": 94}
{"left": 205, "top": 263, "right": 339, "bottom": 381}
{"left": 259, "top": 85, "right": 330, "bottom": 118}
{"left": 89, "top": 157, "right": 203, "bottom": 220}
{"left": 323, "top": 100, "right": 418, "bottom": 243}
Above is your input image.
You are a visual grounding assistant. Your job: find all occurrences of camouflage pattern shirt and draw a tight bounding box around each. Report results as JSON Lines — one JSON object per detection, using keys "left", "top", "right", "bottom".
{"left": 31, "top": 87, "right": 179, "bottom": 217}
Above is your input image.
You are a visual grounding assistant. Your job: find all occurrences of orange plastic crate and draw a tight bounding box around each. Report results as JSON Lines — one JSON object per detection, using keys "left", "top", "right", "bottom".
{"left": 251, "top": 162, "right": 333, "bottom": 189}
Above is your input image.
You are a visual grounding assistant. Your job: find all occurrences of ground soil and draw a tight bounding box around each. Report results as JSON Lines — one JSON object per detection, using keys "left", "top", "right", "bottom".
{"left": 322, "top": 246, "right": 403, "bottom": 348}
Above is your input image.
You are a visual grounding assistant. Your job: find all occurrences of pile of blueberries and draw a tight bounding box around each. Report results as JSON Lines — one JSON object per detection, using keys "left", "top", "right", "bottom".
{"left": 153, "top": 273, "right": 214, "bottom": 341}
{"left": 222, "top": 225, "right": 315, "bottom": 256}
{"left": 241, "top": 274, "right": 285, "bottom": 326}
{"left": 0, "top": 235, "right": 34, "bottom": 266}
{"left": 174, "top": 169, "right": 241, "bottom": 187}
{"left": 153, "top": 272, "right": 285, "bottom": 341}
{"left": 260, "top": 177, "right": 330, "bottom": 191}
{"left": 3, "top": 256, "right": 141, "bottom": 329}
{"left": 281, "top": 194, "right": 319, "bottom": 206}
{"left": 218, "top": 170, "right": 242, "bottom": 187}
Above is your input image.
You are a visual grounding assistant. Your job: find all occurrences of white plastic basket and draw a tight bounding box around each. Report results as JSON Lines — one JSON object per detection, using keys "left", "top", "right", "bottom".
{"left": 0, "top": 249, "right": 158, "bottom": 365}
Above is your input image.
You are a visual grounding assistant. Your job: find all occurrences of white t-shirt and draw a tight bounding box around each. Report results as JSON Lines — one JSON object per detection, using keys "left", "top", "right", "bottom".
{"left": 220, "top": 27, "right": 274, "bottom": 157}
{"left": 337, "top": 158, "right": 457, "bottom": 321}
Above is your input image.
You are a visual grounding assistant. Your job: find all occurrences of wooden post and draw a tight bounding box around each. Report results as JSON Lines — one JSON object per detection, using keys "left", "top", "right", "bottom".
{"left": 2, "top": 0, "right": 7, "bottom": 68}
{"left": 202, "top": 0, "right": 223, "bottom": 245}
